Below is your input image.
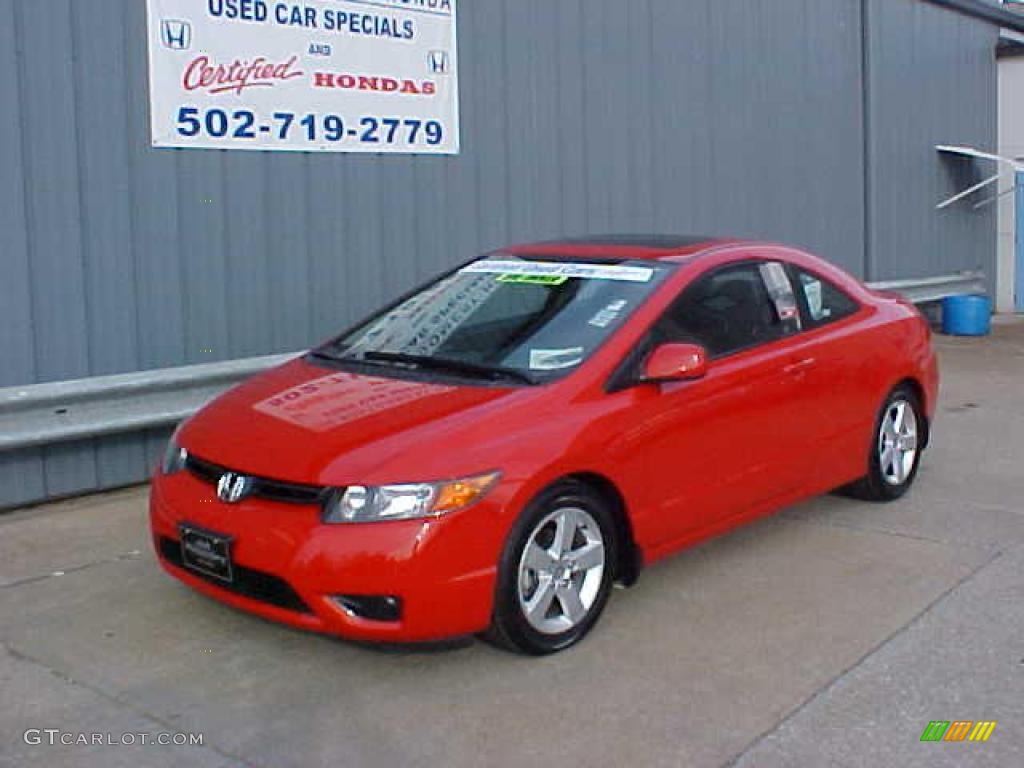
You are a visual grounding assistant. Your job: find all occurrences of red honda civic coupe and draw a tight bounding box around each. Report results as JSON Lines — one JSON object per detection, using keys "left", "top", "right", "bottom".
{"left": 150, "top": 235, "right": 938, "bottom": 654}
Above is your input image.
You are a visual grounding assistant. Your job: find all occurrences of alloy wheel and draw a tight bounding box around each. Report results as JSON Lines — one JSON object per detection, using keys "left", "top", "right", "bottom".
{"left": 878, "top": 398, "right": 918, "bottom": 486}
{"left": 516, "top": 506, "right": 606, "bottom": 635}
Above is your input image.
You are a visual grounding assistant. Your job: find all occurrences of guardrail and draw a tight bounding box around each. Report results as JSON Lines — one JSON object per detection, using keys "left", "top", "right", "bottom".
{"left": 0, "top": 353, "right": 296, "bottom": 452}
{"left": 866, "top": 271, "right": 986, "bottom": 305}
{"left": 0, "top": 271, "right": 986, "bottom": 454}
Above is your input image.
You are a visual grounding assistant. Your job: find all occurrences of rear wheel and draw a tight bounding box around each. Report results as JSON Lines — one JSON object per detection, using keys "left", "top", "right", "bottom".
{"left": 486, "top": 481, "right": 616, "bottom": 654}
{"left": 845, "top": 385, "right": 923, "bottom": 501}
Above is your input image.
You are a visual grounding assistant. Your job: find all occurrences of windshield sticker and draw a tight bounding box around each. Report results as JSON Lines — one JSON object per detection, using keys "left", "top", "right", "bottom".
{"left": 588, "top": 299, "right": 628, "bottom": 328}
{"left": 462, "top": 260, "right": 654, "bottom": 283}
{"left": 496, "top": 273, "right": 569, "bottom": 286}
{"left": 529, "top": 347, "right": 585, "bottom": 371}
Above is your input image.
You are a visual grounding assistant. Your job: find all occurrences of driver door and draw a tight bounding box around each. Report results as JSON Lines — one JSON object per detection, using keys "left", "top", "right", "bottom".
{"left": 623, "top": 260, "right": 811, "bottom": 549}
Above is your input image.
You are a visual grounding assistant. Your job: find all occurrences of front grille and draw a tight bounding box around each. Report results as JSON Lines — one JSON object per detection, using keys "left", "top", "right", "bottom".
{"left": 158, "top": 536, "right": 312, "bottom": 615}
{"left": 185, "top": 453, "right": 327, "bottom": 505}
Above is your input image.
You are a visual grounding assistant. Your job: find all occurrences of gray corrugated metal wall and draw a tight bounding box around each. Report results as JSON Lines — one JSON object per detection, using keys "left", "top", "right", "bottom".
{"left": 867, "top": 0, "right": 998, "bottom": 287}
{"left": 0, "top": 0, "right": 997, "bottom": 508}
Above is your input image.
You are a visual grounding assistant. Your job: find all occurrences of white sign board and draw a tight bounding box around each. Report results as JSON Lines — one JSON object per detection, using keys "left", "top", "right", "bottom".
{"left": 146, "top": 0, "right": 459, "bottom": 154}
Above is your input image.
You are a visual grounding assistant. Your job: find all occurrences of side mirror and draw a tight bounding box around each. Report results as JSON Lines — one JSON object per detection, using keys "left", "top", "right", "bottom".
{"left": 641, "top": 343, "right": 708, "bottom": 383}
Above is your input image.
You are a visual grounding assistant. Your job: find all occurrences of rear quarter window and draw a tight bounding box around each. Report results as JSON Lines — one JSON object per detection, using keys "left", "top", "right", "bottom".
{"left": 793, "top": 268, "right": 859, "bottom": 326}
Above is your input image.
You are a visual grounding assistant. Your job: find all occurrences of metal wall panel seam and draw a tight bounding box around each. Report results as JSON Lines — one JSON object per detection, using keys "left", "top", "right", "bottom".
{"left": 11, "top": 0, "right": 40, "bottom": 387}
{"left": 862, "top": 0, "right": 874, "bottom": 281}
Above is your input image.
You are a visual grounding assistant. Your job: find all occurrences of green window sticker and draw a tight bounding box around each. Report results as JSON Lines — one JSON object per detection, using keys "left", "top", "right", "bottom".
{"left": 496, "top": 273, "right": 569, "bottom": 286}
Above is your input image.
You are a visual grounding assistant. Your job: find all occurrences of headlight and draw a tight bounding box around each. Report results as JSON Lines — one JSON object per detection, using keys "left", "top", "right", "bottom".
{"left": 323, "top": 472, "right": 500, "bottom": 523}
{"left": 161, "top": 438, "right": 188, "bottom": 475}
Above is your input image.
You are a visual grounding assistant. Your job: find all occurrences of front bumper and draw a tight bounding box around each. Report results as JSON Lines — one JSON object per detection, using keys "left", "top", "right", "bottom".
{"left": 149, "top": 470, "right": 504, "bottom": 642}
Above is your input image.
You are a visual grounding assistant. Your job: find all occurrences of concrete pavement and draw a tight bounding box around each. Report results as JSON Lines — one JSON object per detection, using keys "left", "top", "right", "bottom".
{"left": 2, "top": 318, "right": 1022, "bottom": 768}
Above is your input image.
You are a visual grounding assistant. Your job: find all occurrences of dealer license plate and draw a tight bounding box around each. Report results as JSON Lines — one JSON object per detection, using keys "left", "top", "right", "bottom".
{"left": 179, "top": 524, "right": 234, "bottom": 583}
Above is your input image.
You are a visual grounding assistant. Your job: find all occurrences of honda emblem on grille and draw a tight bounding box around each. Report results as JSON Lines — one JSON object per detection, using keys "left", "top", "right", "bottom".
{"left": 217, "top": 472, "right": 252, "bottom": 504}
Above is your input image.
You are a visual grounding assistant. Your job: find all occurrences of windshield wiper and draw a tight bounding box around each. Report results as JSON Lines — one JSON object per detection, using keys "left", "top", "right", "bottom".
{"left": 309, "top": 348, "right": 345, "bottom": 363}
{"left": 360, "top": 351, "right": 538, "bottom": 386}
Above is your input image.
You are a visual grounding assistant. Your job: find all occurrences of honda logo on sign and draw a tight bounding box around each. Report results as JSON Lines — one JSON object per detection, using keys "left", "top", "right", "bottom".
{"left": 217, "top": 472, "right": 252, "bottom": 504}
{"left": 428, "top": 50, "right": 450, "bottom": 75}
{"left": 161, "top": 19, "right": 192, "bottom": 50}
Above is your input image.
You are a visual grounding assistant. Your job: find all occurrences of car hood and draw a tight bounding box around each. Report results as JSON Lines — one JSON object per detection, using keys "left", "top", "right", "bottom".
{"left": 178, "top": 357, "right": 540, "bottom": 484}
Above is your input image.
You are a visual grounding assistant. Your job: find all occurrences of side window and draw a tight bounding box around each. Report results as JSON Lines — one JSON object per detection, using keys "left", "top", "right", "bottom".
{"left": 792, "top": 268, "right": 859, "bottom": 326}
{"left": 654, "top": 262, "right": 800, "bottom": 357}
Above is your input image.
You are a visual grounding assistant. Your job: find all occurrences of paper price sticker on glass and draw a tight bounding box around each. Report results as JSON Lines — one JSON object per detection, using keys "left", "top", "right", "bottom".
{"left": 461, "top": 261, "right": 655, "bottom": 283}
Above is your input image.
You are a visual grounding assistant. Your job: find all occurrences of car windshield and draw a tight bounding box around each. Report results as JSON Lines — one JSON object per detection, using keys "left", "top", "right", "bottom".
{"left": 317, "top": 255, "right": 674, "bottom": 384}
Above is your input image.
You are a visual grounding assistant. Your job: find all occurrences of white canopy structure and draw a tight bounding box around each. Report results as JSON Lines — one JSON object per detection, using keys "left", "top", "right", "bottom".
{"left": 936, "top": 144, "right": 1024, "bottom": 209}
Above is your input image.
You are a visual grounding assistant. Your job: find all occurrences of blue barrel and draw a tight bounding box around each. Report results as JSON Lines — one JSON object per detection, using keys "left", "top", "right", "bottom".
{"left": 941, "top": 294, "right": 991, "bottom": 336}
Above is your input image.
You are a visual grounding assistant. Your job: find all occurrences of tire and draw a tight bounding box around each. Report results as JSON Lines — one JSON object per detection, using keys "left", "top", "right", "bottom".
{"left": 844, "top": 384, "right": 923, "bottom": 501}
{"left": 486, "top": 480, "right": 617, "bottom": 654}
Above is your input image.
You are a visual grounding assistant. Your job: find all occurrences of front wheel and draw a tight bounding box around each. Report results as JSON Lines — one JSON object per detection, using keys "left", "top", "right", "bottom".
{"left": 844, "top": 385, "right": 923, "bottom": 501}
{"left": 486, "top": 481, "right": 616, "bottom": 654}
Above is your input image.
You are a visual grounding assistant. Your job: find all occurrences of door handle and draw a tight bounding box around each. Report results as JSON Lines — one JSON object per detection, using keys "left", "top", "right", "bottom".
{"left": 783, "top": 357, "right": 816, "bottom": 375}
